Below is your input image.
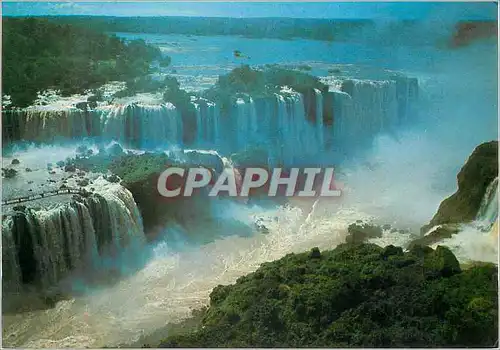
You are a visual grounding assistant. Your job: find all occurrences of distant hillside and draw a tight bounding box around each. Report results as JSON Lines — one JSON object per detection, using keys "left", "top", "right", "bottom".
{"left": 10, "top": 17, "right": 497, "bottom": 47}
{"left": 26, "top": 16, "right": 374, "bottom": 42}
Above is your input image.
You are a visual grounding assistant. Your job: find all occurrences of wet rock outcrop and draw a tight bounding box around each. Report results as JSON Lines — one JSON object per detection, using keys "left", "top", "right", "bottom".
{"left": 72, "top": 149, "right": 226, "bottom": 234}
{"left": 421, "top": 141, "right": 498, "bottom": 234}
{"left": 345, "top": 222, "right": 383, "bottom": 244}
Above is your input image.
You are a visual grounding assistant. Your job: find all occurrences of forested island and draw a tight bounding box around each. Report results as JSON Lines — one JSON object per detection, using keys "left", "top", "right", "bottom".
{"left": 2, "top": 17, "right": 169, "bottom": 108}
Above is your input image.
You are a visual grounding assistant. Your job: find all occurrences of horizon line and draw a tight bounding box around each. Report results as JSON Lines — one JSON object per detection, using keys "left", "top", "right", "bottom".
{"left": 3, "top": 14, "right": 495, "bottom": 21}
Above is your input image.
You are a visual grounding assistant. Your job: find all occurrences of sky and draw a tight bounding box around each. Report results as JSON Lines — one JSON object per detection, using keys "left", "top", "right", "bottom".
{"left": 2, "top": 1, "right": 498, "bottom": 20}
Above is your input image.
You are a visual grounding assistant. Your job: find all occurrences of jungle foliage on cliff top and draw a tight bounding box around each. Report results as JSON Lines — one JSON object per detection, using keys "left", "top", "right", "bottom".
{"left": 203, "top": 65, "right": 327, "bottom": 114}
{"left": 3, "top": 17, "right": 168, "bottom": 108}
{"left": 206, "top": 65, "right": 327, "bottom": 96}
{"left": 158, "top": 243, "right": 498, "bottom": 348}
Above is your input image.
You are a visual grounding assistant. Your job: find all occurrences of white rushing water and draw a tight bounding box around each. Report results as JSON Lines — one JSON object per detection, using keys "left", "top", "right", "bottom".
{"left": 15, "top": 109, "right": 93, "bottom": 141}
{"left": 193, "top": 99, "right": 221, "bottom": 147}
{"left": 1, "top": 193, "right": 371, "bottom": 348}
{"left": 4, "top": 73, "right": 419, "bottom": 167}
{"left": 476, "top": 177, "right": 499, "bottom": 228}
{"left": 100, "top": 103, "right": 183, "bottom": 149}
{"left": 431, "top": 177, "right": 499, "bottom": 264}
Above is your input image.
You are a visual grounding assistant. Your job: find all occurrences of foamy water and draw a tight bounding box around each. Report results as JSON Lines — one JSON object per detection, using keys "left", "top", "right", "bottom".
{"left": 2, "top": 195, "right": 368, "bottom": 348}
{"left": 430, "top": 224, "right": 498, "bottom": 264}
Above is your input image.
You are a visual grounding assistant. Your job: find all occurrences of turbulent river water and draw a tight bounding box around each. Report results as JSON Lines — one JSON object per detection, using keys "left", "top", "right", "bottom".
{"left": 2, "top": 33, "right": 498, "bottom": 347}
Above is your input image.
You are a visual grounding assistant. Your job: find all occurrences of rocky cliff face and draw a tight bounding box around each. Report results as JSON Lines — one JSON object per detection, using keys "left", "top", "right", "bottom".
{"left": 421, "top": 141, "right": 498, "bottom": 234}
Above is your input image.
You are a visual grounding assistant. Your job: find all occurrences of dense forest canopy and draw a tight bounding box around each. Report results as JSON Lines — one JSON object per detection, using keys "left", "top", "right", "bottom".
{"left": 158, "top": 244, "right": 498, "bottom": 348}
{"left": 2, "top": 17, "right": 168, "bottom": 108}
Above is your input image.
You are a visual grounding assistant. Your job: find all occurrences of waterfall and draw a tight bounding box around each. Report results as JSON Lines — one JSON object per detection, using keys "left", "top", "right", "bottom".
{"left": 99, "top": 103, "right": 182, "bottom": 149}
{"left": 138, "top": 103, "right": 182, "bottom": 149}
{"left": 476, "top": 177, "right": 499, "bottom": 230}
{"left": 195, "top": 103, "right": 203, "bottom": 144}
{"left": 193, "top": 99, "right": 221, "bottom": 147}
{"left": 2, "top": 179, "right": 145, "bottom": 291}
{"left": 213, "top": 102, "right": 221, "bottom": 145}
{"left": 330, "top": 90, "right": 353, "bottom": 146}
{"left": 5, "top": 103, "right": 183, "bottom": 148}
{"left": 3, "top": 75, "right": 418, "bottom": 162}
{"left": 314, "top": 89, "right": 325, "bottom": 151}
{"left": 11, "top": 109, "right": 98, "bottom": 142}
{"left": 275, "top": 93, "right": 296, "bottom": 166}
{"left": 328, "top": 77, "right": 416, "bottom": 151}
{"left": 340, "top": 79, "right": 399, "bottom": 137}
{"left": 220, "top": 90, "right": 324, "bottom": 166}
{"left": 2, "top": 219, "right": 22, "bottom": 292}
{"left": 393, "top": 75, "right": 419, "bottom": 124}
{"left": 233, "top": 97, "right": 259, "bottom": 150}
{"left": 3, "top": 202, "right": 97, "bottom": 290}
{"left": 99, "top": 104, "right": 134, "bottom": 144}
{"left": 274, "top": 91, "right": 320, "bottom": 166}
{"left": 433, "top": 177, "right": 499, "bottom": 264}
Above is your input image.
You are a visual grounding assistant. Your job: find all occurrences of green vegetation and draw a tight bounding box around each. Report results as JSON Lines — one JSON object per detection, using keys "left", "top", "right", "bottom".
{"left": 230, "top": 147, "right": 270, "bottom": 168}
{"left": 69, "top": 145, "right": 169, "bottom": 184}
{"left": 157, "top": 243, "right": 498, "bottom": 348}
{"left": 345, "top": 222, "right": 383, "bottom": 244}
{"left": 110, "top": 74, "right": 196, "bottom": 126}
{"left": 3, "top": 17, "right": 168, "bottom": 108}
{"left": 204, "top": 65, "right": 327, "bottom": 115}
{"left": 2, "top": 168, "right": 18, "bottom": 179}
{"left": 113, "top": 76, "right": 168, "bottom": 99}
{"left": 296, "top": 64, "right": 313, "bottom": 71}
{"left": 162, "top": 77, "right": 197, "bottom": 115}
{"left": 206, "top": 64, "right": 326, "bottom": 96}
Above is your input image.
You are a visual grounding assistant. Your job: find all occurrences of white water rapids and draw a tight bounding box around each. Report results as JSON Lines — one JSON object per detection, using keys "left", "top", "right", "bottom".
{"left": 2, "top": 195, "right": 368, "bottom": 348}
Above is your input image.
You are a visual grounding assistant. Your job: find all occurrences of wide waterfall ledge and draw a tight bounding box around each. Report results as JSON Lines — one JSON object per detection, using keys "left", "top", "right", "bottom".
{"left": 2, "top": 66, "right": 419, "bottom": 165}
